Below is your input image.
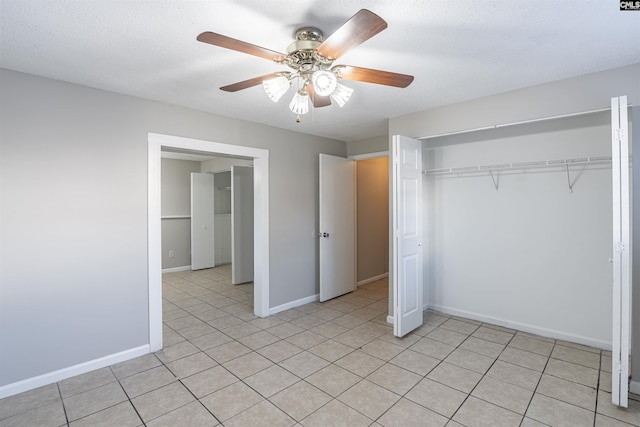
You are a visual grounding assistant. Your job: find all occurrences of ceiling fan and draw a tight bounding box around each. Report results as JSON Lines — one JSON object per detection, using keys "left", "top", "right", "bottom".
{"left": 197, "top": 9, "right": 414, "bottom": 121}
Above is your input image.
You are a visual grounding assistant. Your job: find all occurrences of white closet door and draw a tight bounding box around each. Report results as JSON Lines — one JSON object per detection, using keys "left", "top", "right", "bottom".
{"left": 611, "top": 95, "right": 631, "bottom": 408}
{"left": 231, "top": 166, "right": 254, "bottom": 285}
{"left": 191, "top": 173, "right": 215, "bottom": 270}
{"left": 392, "top": 135, "right": 423, "bottom": 337}
{"left": 319, "top": 154, "right": 355, "bottom": 302}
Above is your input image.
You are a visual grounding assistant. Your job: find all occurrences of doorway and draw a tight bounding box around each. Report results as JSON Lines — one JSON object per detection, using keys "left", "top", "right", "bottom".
{"left": 148, "top": 133, "right": 270, "bottom": 352}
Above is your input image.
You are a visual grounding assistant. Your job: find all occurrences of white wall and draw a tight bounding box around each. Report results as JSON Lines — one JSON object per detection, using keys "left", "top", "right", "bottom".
{"left": 389, "top": 63, "right": 640, "bottom": 349}
{"left": 0, "top": 68, "right": 345, "bottom": 392}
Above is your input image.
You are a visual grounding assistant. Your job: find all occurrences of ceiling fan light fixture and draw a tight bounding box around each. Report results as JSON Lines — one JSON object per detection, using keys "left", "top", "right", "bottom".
{"left": 311, "top": 70, "right": 337, "bottom": 96}
{"left": 329, "top": 83, "right": 353, "bottom": 107}
{"left": 289, "top": 90, "right": 310, "bottom": 115}
{"left": 263, "top": 75, "right": 291, "bottom": 102}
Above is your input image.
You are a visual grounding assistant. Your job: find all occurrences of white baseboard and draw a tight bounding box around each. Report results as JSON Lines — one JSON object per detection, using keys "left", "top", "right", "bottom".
{"left": 357, "top": 273, "right": 389, "bottom": 287}
{"left": 269, "top": 294, "right": 319, "bottom": 315}
{"left": 427, "top": 304, "right": 611, "bottom": 350}
{"left": 386, "top": 315, "right": 394, "bottom": 324}
{"left": 0, "top": 345, "right": 150, "bottom": 399}
{"left": 631, "top": 380, "right": 640, "bottom": 395}
{"left": 162, "top": 265, "right": 191, "bottom": 273}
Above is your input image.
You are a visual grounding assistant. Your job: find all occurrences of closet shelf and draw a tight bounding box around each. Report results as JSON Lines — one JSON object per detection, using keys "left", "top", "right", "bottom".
{"left": 425, "top": 156, "right": 614, "bottom": 176}
{"left": 161, "top": 215, "right": 191, "bottom": 219}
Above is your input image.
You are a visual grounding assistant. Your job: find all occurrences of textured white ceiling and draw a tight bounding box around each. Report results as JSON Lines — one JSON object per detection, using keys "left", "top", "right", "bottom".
{"left": 1, "top": 1, "right": 639, "bottom": 141}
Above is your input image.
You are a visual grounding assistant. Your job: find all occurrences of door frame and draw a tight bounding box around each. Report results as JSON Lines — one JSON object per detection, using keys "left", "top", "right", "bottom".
{"left": 148, "top": 133, "right": 270, "bottom": 352}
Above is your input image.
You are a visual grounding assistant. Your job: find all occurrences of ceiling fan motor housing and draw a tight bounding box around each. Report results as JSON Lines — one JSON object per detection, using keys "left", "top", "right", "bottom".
{"left": 286, "top": 27, "right": 332, "bottom": 73}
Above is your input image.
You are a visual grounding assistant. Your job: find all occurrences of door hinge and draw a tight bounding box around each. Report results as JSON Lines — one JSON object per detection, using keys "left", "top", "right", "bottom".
{"left": 615, "top": 128, "right": 625, "bottom": 141}
{"left": 616, "top": 242, "right": 625, "bottom": 254}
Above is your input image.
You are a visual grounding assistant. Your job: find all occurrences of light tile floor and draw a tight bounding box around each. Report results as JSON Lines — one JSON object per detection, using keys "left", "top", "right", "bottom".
{"left": 2, "top": 264, "right": 640, "bottom": 426}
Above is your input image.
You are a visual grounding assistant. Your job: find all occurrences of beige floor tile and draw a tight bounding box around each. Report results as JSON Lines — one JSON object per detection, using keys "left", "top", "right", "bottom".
{"left": 69, "top": 401, "right": 141, "bottom": 427}
{"left": 110, "top": 354, "right": 162, "bottom": 380}
{"left": 471, "top": 326, "right": 514, "bottom": 345}
{"left": 189, "top": 330, "right": 232, "bottom": 351}
{"left": 410, "top": 337, "right": 455, "bottom": 360}
{"left": 279, "top": 351, "right": 330, "bottom": 378}
{"left": 440, "top": 318, "right": 478, "bottom": 335}
{"left": 338, "top": 379, "right": 400, "bottom": 419}
{"left": 177, "top": 322, "right": 217, "bottom": 340}
{"left": 285, "top": 330, "right": 328, "bottom": 349}
{"left": 377, "top": 397, "right": 448, "bottom": 427}
{"left": 332, "top": 329, "right": 377, "bottom": 348}
{"left": 205, "top": 340, "right": 252, "bottom": 364}
{"left": 0, "top": 384, "right": 61, "bottom": 421}
{"left": 459, "top": 336, "right": 505, "bottom": 358}
{"left": 119, "top": 365, "right": 177, "bottom": 398}
{"left": 162, "top": 327, "right": 186, "bottom": 346}
{"left": 536, "top": 374, "right": 596, "bottom": 410}
{"left": 0, "top": 401, "right": 66, "bottom": 427}
{"left": 145, "top": 401, "right": 219, "bottom": 427}
{"left": 520, "top": 417, "right": 548, "bottom": 427}
{"left": 367, "top": 364, "right": 422, "bottom": 395}
{"left": 270, "top": 381, "right": 332, "bottom": 421}
{"left": 499, "top": 347, "right": 549, "bottom": 372}
{"left": 306, "top": 364, "right": 361, "bottom": 397}
{"left": 444, "top": 348, "right": 495, "bottom": 374}
{"left": 595, "top": 413, "right": 638, "bottom": 426}
{"left": 471, "top": 376, "right": 533, "bottom": 414}
{"left": 526, "top": 393, "right": 594, "bottom": 427}
{"left": 181, "top": 365, "right": 238, "bottom": 398}
{"left": 63, "top": 381, "right": 128, "bottom": 422}
{"left": 602, "top": 354, "right": 613, "bottom": 373}
{"left": 237, "top": 330, "right": 280, "bottom": 350}
{"left": 423, "top": 312, "right": 448, "bottom": 327}
{"left": 290, "top": 314, "right": 325, "bottom": 330}
{"left": 165, "top": 351, "right": 216, "bottom": 378}
{"left": 352, "top": 321, "right": 392, "bottom": 338}
{"left": 405, "top": 378, "right": 466, "bottom": 418}
{"left": 486, "top": 360, "right": 541, "bottom": 391}
{"left": 308, "top": 320, "right": 349, "bottom": 338}
{"left": 335, "top": 350, "right": 387, "bottom": 377}
{"left": 327, "top": 313, "right": 368, "bottom": 329}
{"left": 207, "top": 314, "right": 244, "bottom": 330}
{"left": 199, "top": 381, "right": 263, "bottom": 422}
{"left": 508, "top": 335, "right": 554, "bottom": 356}
{"left": 378, "top": 331, "right": 421, "bottom": 348}
{"left": 599, "top": 370, "right": 613, "bottom": 393}
{"left": 427, "top": 362, "right": 483, "bottom": 393}
{"left": 193, "top": 307, "right": 228, "bottom": 322}
{"left": 557, "top": 340, "right": 601, "bottom": 354}
{"left": 596, "top": 390, "right": 640, "bottom": 425}
{"left": 224, "top": 400, "right": 295, "bottom": 427}
{"left": 244, "top": 365, "right": 299, "bottom": 397}
{"left": 551, "top": 344, "right": 601, "bottom": 369}
{"left": 222, "top": 351, "right": 273, "bottom": 379}
{"left": 154, "top": 340, "right": 200, "bottom": 364}
{"left": 360, "top": 339, "right": 406, "bottom": 361}
{"left": 453, "top": 396, "right": 522, "bottom": 427}
{"left": 221, "top": 322, "right": 261, "bottom": 339}
{"left": 257, "top": 340, "right": 303, "bottom": 363}
{"left": 544, "top": 358, "right": 599, "bottom": 388}
{"left": 308, "top": 339, "right": 354, "bottom": 362}
{"left": 301, "top": 399, "right": 372, "bottom": 427}
{"left": 389, "top": 349, "right": 440, "bottom": 376}
{"left": 59, "top": 367, "right": 116, "bottom": 398}
{"left": 130, "top": 381, "right": 195, "bottom": 422}
{"left": 426, "top": 327, "right": 468, "bottom": 346}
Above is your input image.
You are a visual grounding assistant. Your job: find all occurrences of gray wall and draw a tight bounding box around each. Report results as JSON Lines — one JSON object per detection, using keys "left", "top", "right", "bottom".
{"left": 0, "top": 68, "right": 345, "bottom": 387}
{"left": 347, "top": 134, "right": 388, "bottom": 157}
{"left": 161, "top": 158, "right": 201, "bottom": 269}
{"left": 388, "top": 63, "right": 640, "bottom": 348}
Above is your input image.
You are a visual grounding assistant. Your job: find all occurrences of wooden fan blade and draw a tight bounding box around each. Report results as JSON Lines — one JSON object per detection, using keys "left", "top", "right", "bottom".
{"left": 333, "top": 65, "right": 414, "bottom": 88}
{"left": 306, "top": 83, "right": 332, "bottom": 108}
{"left": 220, "top": 72, "right": 290, "bottom": 92}
{"left": 197, "top": 32, "right": 287, "bottom": 62}
{"left": 317, "top": 9, "right": 387, "bottom": 60}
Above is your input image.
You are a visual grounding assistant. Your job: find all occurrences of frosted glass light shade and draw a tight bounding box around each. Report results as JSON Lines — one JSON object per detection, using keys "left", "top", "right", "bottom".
{"left": 311, "top": 70, "right": 337, "bottom": 96}
{"left": 263, "top": 76, "right": 291, "bottom": 102}
{"left": 329, "top": 83, "right": 353, "bottom": 107}
{"left": 289, "top": 91, "right": 309, "bottom": 115}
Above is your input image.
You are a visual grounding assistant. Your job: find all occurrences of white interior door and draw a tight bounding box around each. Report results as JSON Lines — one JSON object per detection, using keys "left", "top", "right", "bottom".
{"left": 611, "top": 95, "right": 631, "bottom": 408}
{"left": 191, "top": 172, "right": 215, "bottom": 270}
{"left": 231, "top": 165, "right": 254, "bottom": 285}
{"left": 319, "top": 154, "right": 355, "bottom": 301}
{"left": 392, "top": 135, "right": 423, "bottom": 337}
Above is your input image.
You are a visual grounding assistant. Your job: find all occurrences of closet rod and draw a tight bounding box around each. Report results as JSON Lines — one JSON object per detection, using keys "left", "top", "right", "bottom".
{"left": 417, "top": 106, "right": 614, "bottom": 140}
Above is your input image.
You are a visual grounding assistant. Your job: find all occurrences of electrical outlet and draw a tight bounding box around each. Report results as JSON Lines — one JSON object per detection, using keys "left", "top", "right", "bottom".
{"left": 168, "top": 250, "right": 174, "bottom": 258}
